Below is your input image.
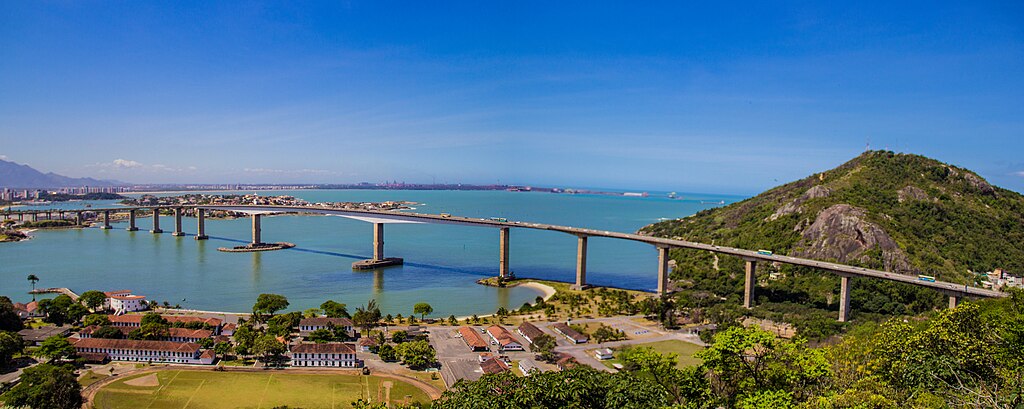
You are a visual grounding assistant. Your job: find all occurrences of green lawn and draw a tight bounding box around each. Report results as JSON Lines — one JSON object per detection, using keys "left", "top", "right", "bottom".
{"left": 602, "top": 340, "right": 705, "bottom": 370}
{"left": 92, "top": 370, "right": 432, "bottom": 409}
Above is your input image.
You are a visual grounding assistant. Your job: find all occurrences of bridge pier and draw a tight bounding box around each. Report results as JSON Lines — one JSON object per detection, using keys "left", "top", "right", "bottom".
{"left": 75, "top": 211, "right": 83, "bottom": 226}
{"left": 30, "top": 213, "right": 37, "bottom": 222}
{"left": 46, "top": 211, "right": 52, "bottom": 220}
{"left": 949, "top": 295, "right": 962, "bottom": 309}
{"left": 150, "top": 209, "right": 163, "bottom": 233}
{"left": 352, "top": 222, "right": 403, "bottom": 269}
{"left": 571, "top": 235, "right": 588, "bottom": 290}
{"left": 839, "top": 275, "right": 852, "bottom": 322}
{"left": 172, "top": 208, "right": 185, "bottom": 236}
{"left": 499, "top": 228, "right": 510, "bottom": 278}
{"left": 251, "top": 214, "right": 262, "bottom": 245}
{"left": 100, "top": 211, "right": 111, "bottom": 229}
{"left": 127, "top": 210, "right": 138, "bottom": 231}
{"left": 195, "top": 209, "right": 208, "bottom": 240}
{"left": 657, "top": 246, "right": 671, "bottom": 295}
{"left": 743, "top": 260, "right": 757, "bottom": 309}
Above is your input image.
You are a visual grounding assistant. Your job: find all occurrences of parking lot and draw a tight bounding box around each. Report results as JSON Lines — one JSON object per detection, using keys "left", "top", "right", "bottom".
{"left": 429, "top": 325, "right": 546, "bottom": 387}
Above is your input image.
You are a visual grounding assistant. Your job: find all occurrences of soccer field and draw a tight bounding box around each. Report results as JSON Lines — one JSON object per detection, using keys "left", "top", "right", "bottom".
{"left": 92, "top": 369, "right": 432, "bottom": 409}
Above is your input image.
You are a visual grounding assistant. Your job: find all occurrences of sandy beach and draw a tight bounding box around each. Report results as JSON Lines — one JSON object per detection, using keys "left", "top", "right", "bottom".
{"left": 517, "top": 281, "right": 557, "bottom": 302}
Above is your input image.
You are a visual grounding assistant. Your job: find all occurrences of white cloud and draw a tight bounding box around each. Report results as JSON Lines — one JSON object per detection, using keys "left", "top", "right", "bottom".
{"left": 110, "top": 159, "right": 144, "bottom": 169}
{"left": 1014, "top": 171, "right": 1024, "bottom": 177}
{"left": 0, "top": 155, "right": 8, "bottom": 160}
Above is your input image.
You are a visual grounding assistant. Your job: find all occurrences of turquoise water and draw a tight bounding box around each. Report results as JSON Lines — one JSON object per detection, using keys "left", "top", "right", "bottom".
{"left": 0, "top": 190, "right": 738, "bottom": 316}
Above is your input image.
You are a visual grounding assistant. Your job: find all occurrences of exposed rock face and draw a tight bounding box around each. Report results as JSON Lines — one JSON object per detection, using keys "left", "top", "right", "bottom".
{"left": 792, "top": 204, "right": 912, "bottom": 273}
{"left": 897, "top": 186, "right": 931, "bottom": 203}
{"left": 768, "top": 185, "right": 831, "bottom": 221}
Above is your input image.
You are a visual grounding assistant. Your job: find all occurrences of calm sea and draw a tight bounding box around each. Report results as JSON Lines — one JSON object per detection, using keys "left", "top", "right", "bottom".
{"left": 0, "top": 190, "right": 739, "bottom": 317}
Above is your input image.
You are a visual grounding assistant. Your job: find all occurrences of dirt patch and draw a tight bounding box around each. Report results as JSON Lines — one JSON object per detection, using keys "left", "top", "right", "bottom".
{"left": 124, "top": 373, "right": 160, "bottom": 387}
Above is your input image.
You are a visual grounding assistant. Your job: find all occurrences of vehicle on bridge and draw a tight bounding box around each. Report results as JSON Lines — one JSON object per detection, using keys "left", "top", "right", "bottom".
{"left": 918, "top": 275, "right": 936, "bottom": 282}
{"left": 490, "top": 217, "right": 508, "bottom": 222}
{"left": 757, "top": 249, "right": 773, "bottom": 256}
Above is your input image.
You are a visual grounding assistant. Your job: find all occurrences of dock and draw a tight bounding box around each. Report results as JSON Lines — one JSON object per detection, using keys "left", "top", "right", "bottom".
{"left": 28, "top": 287, "right": 79, "bottom": 301}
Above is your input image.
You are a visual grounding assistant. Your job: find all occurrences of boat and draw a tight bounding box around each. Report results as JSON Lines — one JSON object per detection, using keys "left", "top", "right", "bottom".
{"left": 668, "top": 192, "right": 677, "bottom": 199}
{"left": 623, "top": 192, "right": 648, "bottom": 197}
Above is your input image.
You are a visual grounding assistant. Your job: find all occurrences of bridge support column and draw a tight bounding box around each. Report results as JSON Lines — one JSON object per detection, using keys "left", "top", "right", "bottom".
{"left": 58, "top": 211, "right": 64, "bottom": 220}
{"left": 743, "top": 260, "right": 757, "bottom": 309}
{"left": 251, "top": 214, "right": 262, "bottom": 245}
{"left": 150, "top": 209, "right": 163, "bottom": 233}
{"left": 373, "top": 222, "right": 384, "bottom": 260}
{"left": 657, "top": 246, "right": 671, "bottom": 296}
{"left": 46, "top": 211, "right": 51, "bottom": 220}
{"left": 571, "top": 236, "right": 588, "bottom": 290}
{"left": 75, "top": 211, "right": 83, "bottom": 226}
{"left": 949, "top": 295, "right": 961, "bottom": 309}
{"left": 352, "top": 222, "right": 403, "bottom": 269}
{"left": 839, "top": 275, "right": 852, "bottom": 322}
{"left": 172, "top": 208, "right": 185, "bottom": 236}
{"left": 101, "top": 211, "right": 111, "bottom": 229}
{"left": 30, "top": 213, "right": 37, "bottom": 222}
{"left": 195, "top": 209, "right": 208, "bottom": 240}
{"left": 499, "top": 228, "right": 510, "bottom": 278}
{"left": 127, "top": 210, "right": 138, "bottom": 231}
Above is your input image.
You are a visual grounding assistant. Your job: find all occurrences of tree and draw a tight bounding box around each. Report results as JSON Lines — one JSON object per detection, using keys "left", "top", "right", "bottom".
{"left": 303, "top": 308, "right": 323, "bottom": 318}
{"left": 352, "top": 299, "right": 381, "bottom": 336}
{"left": 79, "top": 290, "right": 108, "bottom": 312}
{"left": 27, "top": 274, "right": 39, "bottom": 300}
{"left": 377, "top": 344, "right": 398, "bottom": 362}
{"left": 0, "top": 296, "right": 24, "bottom": 332}
{"left": 434, "top": 367, "right": 670, "bottom": 409}
{"left": 252, "top": 293, "right": 289, "bottom": 323}
{"left": 391, "top": 330, "right": 408, "bottom": 344}
{"left": 141, "top": 312, "right": 169, "bottom": 326}
{"left": 83, "top": 313, "right": 111, "bottom": 327}
{"left": 593, "top": 325, "right": 624, "bottom": 343}
{"left": 92, "top": 326, "right": 124, "bottom": 339}
{"left": 321, "top": 300, "right": 350, "bottom": 318}
{"left": 3, "top": 364, "right": 82, "bottom": 409}
{"left": 307, "top": 328, "right": 335, "bottom": 343}
{"left": 65, "top": 303, "right": 89, "bottom": 323}
{"left": 394, "top": 340, "right": 436, "bottom": 369}
{"left": 37, "top": 336, "right": 75, "bottom": 362}
{"left": 413, "top": 303, "right": 433, "bottom": 320}
{"left": 233, "top": 322, "right": 257, "bottom": 356}
{"left": 531, "top": 334, "right": 557, "bottom": 363}
{"left": 266, "top": 311, "right": 302, "bottom": 338}
{"left": 0, "top": 331, "right": 23, "bottom": 366}
{"left": 448, "top": 315, "right": 458, "bottom": 326}
{"left": 214, "top": 341, "right": 233, "bottom": 358}
{"left": 128, "top": 321, "right": 170, "bottom": 340}
{"left": 38, "top": 295, "right": 76, "bottom": 326}
{"left": 253, "top": 334, "right": 287, "bottom": 364}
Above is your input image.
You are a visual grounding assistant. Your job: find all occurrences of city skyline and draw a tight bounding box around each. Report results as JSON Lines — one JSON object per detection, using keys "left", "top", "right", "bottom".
{"left": 2, "top": 2, "right": 1023, "bottom": 195}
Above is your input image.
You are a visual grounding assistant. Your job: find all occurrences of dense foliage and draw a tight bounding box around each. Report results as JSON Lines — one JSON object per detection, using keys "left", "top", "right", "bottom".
{"left": 641, "top": 151, "right": 1024, "bottom": 337}
{"left": 3, "top": 364, "right": 82, "bottom": 409}
{"left": 437, "top": 290, "right": 1024, "bottom": 408}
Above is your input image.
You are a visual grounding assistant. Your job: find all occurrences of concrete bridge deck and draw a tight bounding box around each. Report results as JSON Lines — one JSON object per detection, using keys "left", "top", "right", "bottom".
{"left": 3, "top": 204, "right": 1007, "bottom": 304}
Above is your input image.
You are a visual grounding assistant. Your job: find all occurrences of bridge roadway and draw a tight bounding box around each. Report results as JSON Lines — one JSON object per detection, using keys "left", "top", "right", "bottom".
{"left": 4, "top": 204, "right": 1007, "bottom": 321}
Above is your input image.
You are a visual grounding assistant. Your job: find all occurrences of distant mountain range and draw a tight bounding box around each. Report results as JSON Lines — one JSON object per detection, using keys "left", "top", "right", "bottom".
{"left": 0, "top": 159, "right": 125, "bottom": 188}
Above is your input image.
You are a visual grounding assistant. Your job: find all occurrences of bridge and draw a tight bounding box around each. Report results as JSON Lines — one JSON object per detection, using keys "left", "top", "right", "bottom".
{"left": 3, "top": 204, "right": 1007, "bottom": 322}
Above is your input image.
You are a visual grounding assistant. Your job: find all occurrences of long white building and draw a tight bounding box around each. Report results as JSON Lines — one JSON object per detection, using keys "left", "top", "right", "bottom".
{"left": 72, "top": 338, "right": 214, "bottom": 365}
{"left": 289, "top": 343, "right": 361, "bottom": 368}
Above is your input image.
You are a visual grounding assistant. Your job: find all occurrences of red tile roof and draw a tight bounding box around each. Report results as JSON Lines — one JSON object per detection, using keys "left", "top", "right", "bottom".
{"left": 517, "top": 322, "right": 544, "bottom": 342}
{"left": 486, "top": 325, "right": 521, "bottom": 347}
{"left": 291, "top": 342, "right": 356, "bottom": 354}
{"left": 72, "top": 337, "right": 200, "bottom": 353}
{"left": 107, "top": 314, "right": 223, "bottom": 327}
{"left": 480, "top": 357, "right": 510, "bottom": 374}
{"left": 552, "top": 323, "right": 588, "bottom": 343}
{"left": 458, "top": 327, "right": 488, "bottom": 350}
{"left": 299, "top": 317, "right": 353, "bottom": 327}
{"left": 357, "top": 337, "right": 378, "bottom": 347}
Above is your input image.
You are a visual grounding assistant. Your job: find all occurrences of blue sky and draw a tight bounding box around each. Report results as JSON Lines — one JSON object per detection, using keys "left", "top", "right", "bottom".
{"left": 1, "top": 1, "right": 1022, "bottom": 194}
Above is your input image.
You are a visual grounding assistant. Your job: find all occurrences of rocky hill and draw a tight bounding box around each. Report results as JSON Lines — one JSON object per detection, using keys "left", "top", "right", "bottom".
{"left": 642, "top": 151, "right": 1024, "bottom": 285}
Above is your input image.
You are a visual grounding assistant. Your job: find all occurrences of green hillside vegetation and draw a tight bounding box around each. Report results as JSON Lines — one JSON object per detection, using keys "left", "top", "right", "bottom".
{"left": 641, "top": 151, "right": 1024, "bottom": 337}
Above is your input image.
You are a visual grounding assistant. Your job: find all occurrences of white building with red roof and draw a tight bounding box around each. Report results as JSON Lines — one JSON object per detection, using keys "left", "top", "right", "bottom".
{"left": 72, "top": 338, "right": 214, "bottom": 365}
{"left": 103, "top": 290, "right": 148, "bottom": 314}
{"left": 289, "top": 342, "right": 362, "bottom": 368}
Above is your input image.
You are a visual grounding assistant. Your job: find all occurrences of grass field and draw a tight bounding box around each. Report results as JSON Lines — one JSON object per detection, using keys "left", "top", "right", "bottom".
{"left": 92, "top": 370, "right": 432, "bottom": 409}
{"left": 601, "top": 340, "right": 705, "bottom": 370}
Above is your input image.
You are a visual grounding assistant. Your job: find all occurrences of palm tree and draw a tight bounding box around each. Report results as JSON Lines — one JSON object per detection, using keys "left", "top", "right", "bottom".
{"left": 27, "top": 274, "right": 39, "bottom": 300}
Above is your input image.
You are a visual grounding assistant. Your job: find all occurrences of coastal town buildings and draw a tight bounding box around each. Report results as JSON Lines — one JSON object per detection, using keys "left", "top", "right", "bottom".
{"left": 552, "top": 323, "right": 589, "bottom": 344}
{"left": 458, "top": 326, "right": 489, "bottom": 351}
{"left": 517, "top": 322, "right": 544, "bottom": 345}
{"left": 107, "top": 314, "right": 224, "bottom": 335}
{"left": 982, "top": 268, "right": 1023, "bottom": 290}
{"left": 289, "top": 342, "right": 362, "bottom": 367}
{"left": 298, "top": 317, "right": 353, "bottom": 337}
{"left": 72, "top": 338, "right": 214, "bottom": 364}
{"left": 12, "top": 301, "right": 42, "bottom": 319}
{"left": 104, "top": 290, "right": 147, "bottom": 314}
{"left": 486, "top": 325, "right": 524, "bottom": 352}
{"left": 480, "top": 356, "right": 510, "bottom": 375}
